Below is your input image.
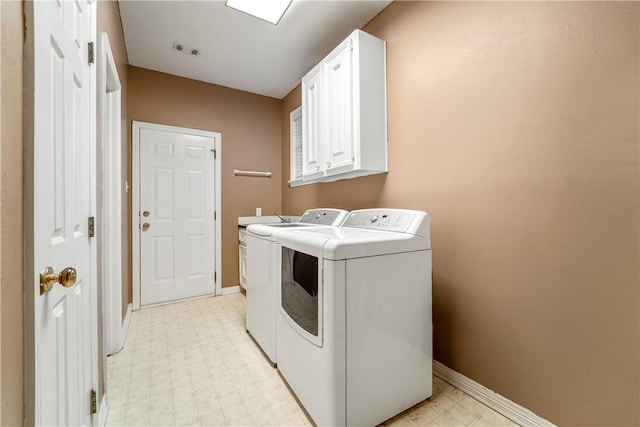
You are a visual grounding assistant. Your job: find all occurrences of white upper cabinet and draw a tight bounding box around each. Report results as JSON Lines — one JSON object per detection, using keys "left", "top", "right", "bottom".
{"left": 324, "top": 37, "right": 354, "bottom": 175}
{"left": 292, "top": 30, "right": 387, "bottom": 186}
{"left": 302, "top": 64, "right": 325, "bottom": 180}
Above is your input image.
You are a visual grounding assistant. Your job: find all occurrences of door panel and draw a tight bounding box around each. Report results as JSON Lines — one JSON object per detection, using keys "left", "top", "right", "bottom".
{"left": 188, "top": 235, "right": 206, "bottom": 278}
{"left": 302, "top": 65, "right": 325, "bottom": 178}
{"left": 31, "top": 0, "right": 95, "bottom": 425}
{"left": 154, "top": 168, "right": 174, "bottom": 219}
{"left": 325, "top": 40, "right": 354, "bottom": 172}
{"left": 153, "top": 236, "right": 174, "bottom": 281}
{"left": 188, "top": 169, "right": 205, "bottom": 218}
{"left": 139, "top": 128, "right": 216, "bottom": 305}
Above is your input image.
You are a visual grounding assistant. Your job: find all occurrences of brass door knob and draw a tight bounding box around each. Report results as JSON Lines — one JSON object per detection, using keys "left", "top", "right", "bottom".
{"left": 40, "top": 266, "right": 77, "bottom": 295}
{"left": 142, "top": 222, "right": 150, "bottom": 231}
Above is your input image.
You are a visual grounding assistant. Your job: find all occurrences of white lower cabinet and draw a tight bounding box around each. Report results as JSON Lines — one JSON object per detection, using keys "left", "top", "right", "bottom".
{"left": 239, "top": 227, "right": 247, "bottom": 288}
{"left": 296, "top": 29, "right": 387, "bottom": 186}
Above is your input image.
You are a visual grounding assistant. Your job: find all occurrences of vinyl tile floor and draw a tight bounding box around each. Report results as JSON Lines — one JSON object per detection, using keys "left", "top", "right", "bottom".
{"left": 106, "top": 293, "right": 520, "bottom": 427}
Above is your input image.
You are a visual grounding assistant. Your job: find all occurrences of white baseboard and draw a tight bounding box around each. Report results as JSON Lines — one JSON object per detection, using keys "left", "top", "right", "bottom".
{"left": 221, "top": 285, "right": 240, "bottom": 295}
{"left": 97, "top": 394, "right": 109, "bottom": 427}
{"left": 120, "top": 303, "right": 132, "bottom": 349}
{"left": 433, "top": 360, "right": 556, "bottom": 427}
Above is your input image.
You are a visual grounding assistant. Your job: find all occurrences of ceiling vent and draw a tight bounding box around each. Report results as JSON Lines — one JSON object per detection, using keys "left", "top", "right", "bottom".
{"left": 172, "top": 42, "right": 201, "bottom": 57}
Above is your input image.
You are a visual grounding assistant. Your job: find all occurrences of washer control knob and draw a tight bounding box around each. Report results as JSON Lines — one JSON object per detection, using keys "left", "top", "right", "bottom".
{"left": 370, "top": 215, "right": 379, "bottom": 223}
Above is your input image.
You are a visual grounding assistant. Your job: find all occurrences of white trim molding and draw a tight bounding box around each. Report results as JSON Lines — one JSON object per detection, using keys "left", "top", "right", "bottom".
{"left": 121, "top": 303, "right": 133, "bottom": 348}
{"left": 97, "top": 395, "right": 109, "bottom": 427}
{"left": 132, "top": 121, "right": 222, "bottom": 309}
{"left": 433, "top": 361, "right": 556, "bottom": 427}
{"left": 98, "top": 31, "right": 124, "bottom": 357}
{"left": 221, "top": 285, "right": 241, "bottom": 296}
{"left": 106, "top": 303, "right": 132, "bottom": 357}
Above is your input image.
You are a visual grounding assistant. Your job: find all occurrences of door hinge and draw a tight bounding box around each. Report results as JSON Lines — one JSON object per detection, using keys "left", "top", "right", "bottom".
{"left": 88, "top": 216, "right": 95, "bottom": 238}
{"left": 88, "top": 42, "right": 95, "bottom": 64}
{"left": 210, "top": 148, "right": 216, "bottom": 159}
{"left": 214, "top": 211, "right": 217, "bottom": 221}
{"left": 90, "top": 389, "right": 97, "bottom": 414}
{"left": 214, "top": 271, "right": 217, "bottom": 282}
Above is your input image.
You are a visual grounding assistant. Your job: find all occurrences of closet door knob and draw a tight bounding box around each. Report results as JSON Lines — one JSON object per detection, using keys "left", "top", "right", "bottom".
{"left": 40, "top": 266, "right": 77, "bottom": 295}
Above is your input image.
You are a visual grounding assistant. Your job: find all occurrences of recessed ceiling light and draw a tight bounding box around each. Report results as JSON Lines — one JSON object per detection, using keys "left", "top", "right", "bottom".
{"left": 225, "top": 0, "right": 293, "bottom": 25}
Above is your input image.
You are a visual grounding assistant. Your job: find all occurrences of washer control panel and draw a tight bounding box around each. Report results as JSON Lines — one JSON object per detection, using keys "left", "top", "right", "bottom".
{"left": 343, "top": 210, "right": 417, "bottom": 232}
{"left": 299, "top": 209, "right": 348, "bottom": 225}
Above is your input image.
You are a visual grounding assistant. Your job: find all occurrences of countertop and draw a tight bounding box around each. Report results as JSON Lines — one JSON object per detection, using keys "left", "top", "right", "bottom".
{"left": 238, "top": 215, "right": 300, "bottom": 228}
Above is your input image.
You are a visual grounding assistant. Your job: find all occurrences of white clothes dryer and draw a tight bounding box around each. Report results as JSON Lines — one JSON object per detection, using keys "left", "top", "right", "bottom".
{"left": 276, "top": 209, "right": 432, "bottom": 426}
{"left": 245, "top": 208, "right": 348, "bottom": 365}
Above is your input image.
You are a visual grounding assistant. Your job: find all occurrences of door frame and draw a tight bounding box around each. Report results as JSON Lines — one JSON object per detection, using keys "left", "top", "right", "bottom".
{"left": 98, "top": 32, "right": 126, "bottom": 356}
{"left": 131, "top": 121, "right": 222, "bottom": 309}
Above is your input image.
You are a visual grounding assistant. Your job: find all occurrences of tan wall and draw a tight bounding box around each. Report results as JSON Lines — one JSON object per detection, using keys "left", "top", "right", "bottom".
{"left": 128, "top": 67, "right": 282, "bottom": 288}
{"left": 281, "top": 2, "right": 639, "bottom": 425}
{"left": 1, "top": 2, "right": 24, "bottom": 425}
{"left": 0, "top": 1, "right": 24, "bottom": 425}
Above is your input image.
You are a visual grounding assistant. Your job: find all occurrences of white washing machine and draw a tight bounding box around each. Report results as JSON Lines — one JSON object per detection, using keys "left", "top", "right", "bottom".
{"left": 245, "top": 208, "right": 348, "bottom": 365}
{"left": 276, "top": 209, "right": 432, "bottom": 426}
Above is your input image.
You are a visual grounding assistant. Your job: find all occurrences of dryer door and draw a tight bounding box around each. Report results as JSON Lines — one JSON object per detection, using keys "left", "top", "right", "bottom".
{"left": 280, "top": 246, "right": 323, "bottom": 347}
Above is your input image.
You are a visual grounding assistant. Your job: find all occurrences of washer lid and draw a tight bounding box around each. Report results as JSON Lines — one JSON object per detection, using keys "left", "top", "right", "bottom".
{"left": 247, "top": 222, "right": 315, "bottom": 239}
{"left": 277, "top": 226, "right": 431, "bottom": 260}
{"left": 247, "top": 208, "right": 348, "bottom": 239}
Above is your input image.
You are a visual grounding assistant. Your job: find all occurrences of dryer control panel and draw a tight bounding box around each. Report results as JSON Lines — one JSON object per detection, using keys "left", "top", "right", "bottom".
{"left": 342, "top": 209, "right": 430, "bottom": 238}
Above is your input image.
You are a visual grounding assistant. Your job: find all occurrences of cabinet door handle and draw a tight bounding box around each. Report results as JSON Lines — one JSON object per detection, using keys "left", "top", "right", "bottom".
{"left": 326, "top": 161, "right": 332, "bottom": 168}
{"left": 316, "top": 165, "right": 320, "bottom": 171}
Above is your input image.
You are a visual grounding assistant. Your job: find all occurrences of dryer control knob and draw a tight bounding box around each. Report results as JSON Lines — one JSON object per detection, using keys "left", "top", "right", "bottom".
{"left": 370, "top": 215, "right": 379, "bottom": 223}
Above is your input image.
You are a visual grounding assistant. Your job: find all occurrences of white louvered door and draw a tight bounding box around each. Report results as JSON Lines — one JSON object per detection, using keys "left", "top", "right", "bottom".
{"left": 289, "top": 106, "right": 303, "bottom": 184}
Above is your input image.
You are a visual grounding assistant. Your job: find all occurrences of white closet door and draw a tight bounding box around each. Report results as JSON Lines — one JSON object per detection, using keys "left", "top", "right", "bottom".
{"left": 31, "top": 0, "right": 96, "bottom": 425}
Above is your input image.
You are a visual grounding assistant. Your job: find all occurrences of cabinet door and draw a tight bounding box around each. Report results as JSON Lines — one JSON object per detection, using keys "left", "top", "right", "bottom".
{"left": 239, "top": 245, "right": 247, "bottom": 287}
{"left": 301, "top": 65, "right": 325, "bottom": 178}
{"left": 325, "top": 38, "right": 354, "bottom": 173}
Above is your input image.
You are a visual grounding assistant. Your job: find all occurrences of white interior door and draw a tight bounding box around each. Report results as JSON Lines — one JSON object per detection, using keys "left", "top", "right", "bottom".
{"left": 138, "top": 127, "right": 216, "bottom": 306}
{"left": 27, "top": 0, "right": 96, "bottom": 425}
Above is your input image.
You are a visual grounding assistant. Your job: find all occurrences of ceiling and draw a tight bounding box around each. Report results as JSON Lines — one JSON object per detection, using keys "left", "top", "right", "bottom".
{"left": 118, "top": 0, "right": 392, "bottom": 99}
